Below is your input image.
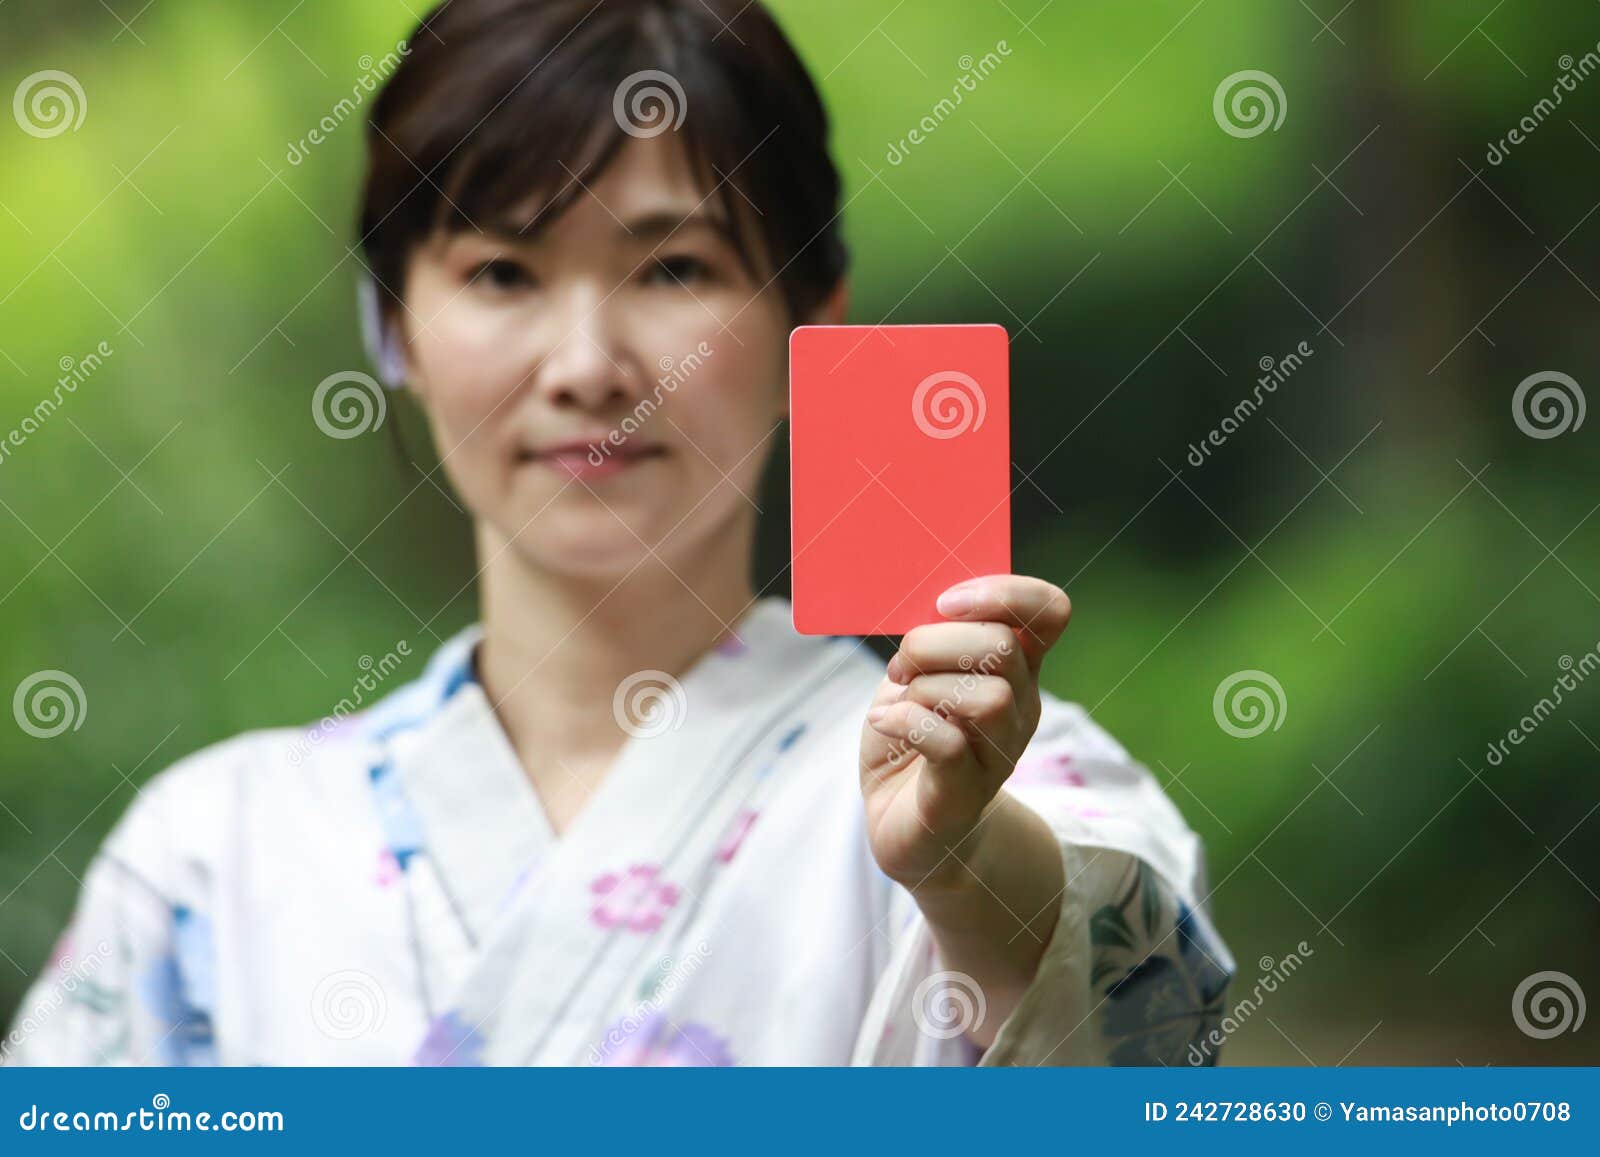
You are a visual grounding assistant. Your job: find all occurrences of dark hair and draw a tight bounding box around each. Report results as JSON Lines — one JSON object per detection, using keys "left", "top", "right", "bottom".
{"left": 358, "top": 0, "right": 848, "bottom": 332}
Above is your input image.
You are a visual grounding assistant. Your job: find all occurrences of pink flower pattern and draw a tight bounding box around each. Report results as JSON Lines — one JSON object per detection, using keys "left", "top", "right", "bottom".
{"left": 374, "top": 848, "right": 402, "bottom": 887}
{"left": 1012, "top": 751, "right": 1086, "bottom": 788}
{"left": 715, "top": 809, "right": 760, "bottom": 863}
{"left": 590, "top": 864, "right": 681, "bottom": 933}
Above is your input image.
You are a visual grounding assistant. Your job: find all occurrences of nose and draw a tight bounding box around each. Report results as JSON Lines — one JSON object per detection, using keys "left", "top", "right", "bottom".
{"left": 532, "top": 293, "right": 631, "bottom": 412}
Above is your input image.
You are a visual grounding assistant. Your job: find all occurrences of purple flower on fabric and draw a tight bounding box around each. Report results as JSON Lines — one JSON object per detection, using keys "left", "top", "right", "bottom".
{"left": 592, "top": 1009, "right": 734, "bottom": 1067}
{"left": 590, "top": 865, "right": 680, "bottom": 933}
{"left": 413, "top": 1011, "right": 486, "bottom": 1066}
{"left": 713, "top": 630, "right": 749, "bottom": 657}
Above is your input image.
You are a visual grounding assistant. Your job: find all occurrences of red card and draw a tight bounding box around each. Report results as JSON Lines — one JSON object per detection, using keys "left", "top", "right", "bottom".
{"left": 789, "top": 324, "right": 1011, "bottom": 636}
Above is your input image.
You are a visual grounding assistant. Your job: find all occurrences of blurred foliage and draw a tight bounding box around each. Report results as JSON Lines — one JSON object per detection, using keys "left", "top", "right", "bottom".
{"left": 2, "top": 0, "right": 1597, "bottom": 1064}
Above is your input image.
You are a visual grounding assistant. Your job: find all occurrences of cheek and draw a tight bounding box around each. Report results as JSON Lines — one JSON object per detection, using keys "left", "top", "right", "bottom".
{"left": 667, "top": 362, "right": 783, "bottom": 483}
{"left": 414, "top": 331, "right": 522, "bottom": 442}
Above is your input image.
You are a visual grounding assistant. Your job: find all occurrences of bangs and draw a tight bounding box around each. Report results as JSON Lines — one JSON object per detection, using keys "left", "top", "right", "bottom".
{"left": 360, "top": 0, "right": 846, "bottom": 322}
{"left": 439, "top": 61, "right": 755, "bottom": 274}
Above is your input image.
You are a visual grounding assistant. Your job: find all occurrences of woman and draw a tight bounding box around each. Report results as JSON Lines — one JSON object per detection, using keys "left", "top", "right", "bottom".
{"left": 5, "top": 0, "right": 1231, "bottom": 1066}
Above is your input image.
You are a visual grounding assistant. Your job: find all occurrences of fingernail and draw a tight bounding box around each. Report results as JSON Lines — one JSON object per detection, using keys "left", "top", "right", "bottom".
{"left": 867, "top": 705, "right": 887, "bottom": 723}
{"left": 886, "top": 654, "right": 906, "bottom": 683}
{"left": 937, "top": 587, "right": 976, "bottom": 615}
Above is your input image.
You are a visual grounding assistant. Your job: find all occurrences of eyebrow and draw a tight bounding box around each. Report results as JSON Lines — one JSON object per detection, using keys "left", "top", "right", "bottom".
{"left": 621, "top": 210, "right": 735, "bottom": 246}
{"left": 473, "top": 207, "right": 736, "bottom": 249}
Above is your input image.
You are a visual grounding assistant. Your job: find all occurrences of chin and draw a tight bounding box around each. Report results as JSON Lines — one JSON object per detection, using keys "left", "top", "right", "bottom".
{"left": 506, "top": 523, "right": 666, "bottom": 580}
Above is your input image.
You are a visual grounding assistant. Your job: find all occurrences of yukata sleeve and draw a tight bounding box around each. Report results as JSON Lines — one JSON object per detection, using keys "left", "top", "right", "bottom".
{"left": 2, "top": 765, "right": 221, "bottom": 1067}
{"left": 852, "top": 692, "right": 1235, "bottom": 1067}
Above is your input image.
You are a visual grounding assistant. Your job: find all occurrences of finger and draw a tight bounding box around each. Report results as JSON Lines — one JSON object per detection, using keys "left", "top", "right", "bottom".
{"left": 898, "top": 673, "right": 1024, "bottom": 776}
{"left": 887, "top": 621, "right": 1027, "bottom": 685}
{"left": 933, "top": 575, "right": 1071, "bottom": 673}
{"left": 899, "top": 670, "right": 1021, "bottom": 731}
{"left": 867, "top": 675, "right": 910, "bottom": 709}
{"left": 865, "top": 699, "right": 971, "bottom": 767}
{"left": 888, "top": 621, "right": 1035, "bottom": 730}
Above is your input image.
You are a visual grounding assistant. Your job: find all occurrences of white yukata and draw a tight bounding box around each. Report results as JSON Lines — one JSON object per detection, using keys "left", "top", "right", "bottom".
{"left": 4, "top": 597, "right": 1233, "bottom": 1067}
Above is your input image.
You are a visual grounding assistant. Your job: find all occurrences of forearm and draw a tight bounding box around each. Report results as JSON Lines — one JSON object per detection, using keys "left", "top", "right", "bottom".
{"left": 904, "top": 793, "right": 1065, "bottom": 1047}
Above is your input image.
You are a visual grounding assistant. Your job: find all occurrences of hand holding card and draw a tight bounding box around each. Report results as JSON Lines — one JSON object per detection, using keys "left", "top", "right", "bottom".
{"left": 789, "top": 324, "right": 1011, "bottom": 635}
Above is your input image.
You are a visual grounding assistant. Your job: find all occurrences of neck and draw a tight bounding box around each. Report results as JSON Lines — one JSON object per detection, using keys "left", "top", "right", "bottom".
{"left": 472, "top": 516, "right": 759, "bottom": 768}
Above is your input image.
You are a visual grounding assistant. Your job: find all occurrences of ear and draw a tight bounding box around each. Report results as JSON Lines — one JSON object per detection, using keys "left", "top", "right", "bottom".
{"left": 809, "top": 277, "right": 850, "bottom": 327}
{"left": 357, "top": 274, "right": 420, "bottom": 396}
{"left": 395, "top": 320, "right": 429, "bottom": 404}
{"left": 777, "top": 279, "right": 851, "bottom": 423}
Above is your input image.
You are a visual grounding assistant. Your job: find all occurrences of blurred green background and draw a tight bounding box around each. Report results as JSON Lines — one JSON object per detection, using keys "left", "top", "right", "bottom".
{"left": 2, "top": 0, "right": 1597, "bottom": 1064}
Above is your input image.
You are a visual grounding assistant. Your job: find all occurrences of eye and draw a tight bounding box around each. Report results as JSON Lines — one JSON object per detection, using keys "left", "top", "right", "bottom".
{"left": 470, "top": 257, "right": 534, "bottom": 291}
{"left": 645, "top": 254, "right": 714, "bottom": 287}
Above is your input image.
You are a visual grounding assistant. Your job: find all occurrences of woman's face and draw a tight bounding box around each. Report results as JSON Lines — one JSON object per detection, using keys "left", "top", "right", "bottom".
{"left": 398, "top": 134, "right": 836, "bottom": 580}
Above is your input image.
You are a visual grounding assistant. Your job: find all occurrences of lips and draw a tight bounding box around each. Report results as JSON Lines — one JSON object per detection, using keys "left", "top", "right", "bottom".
{"left": 518, "top": 437, "right": 666, "bottom": 480}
